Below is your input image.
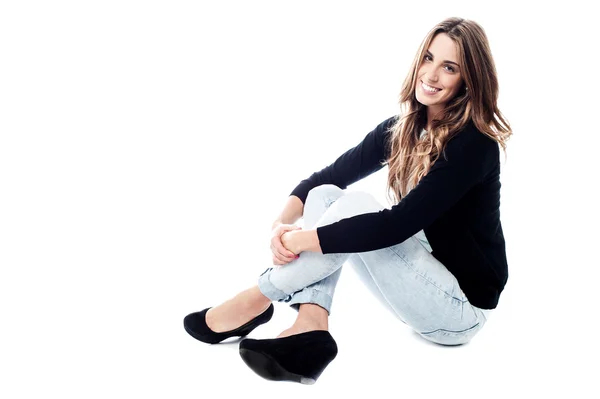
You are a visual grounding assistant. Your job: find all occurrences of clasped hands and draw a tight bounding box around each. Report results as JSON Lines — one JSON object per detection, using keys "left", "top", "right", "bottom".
{"left": 270, "top": 223, "right": 321, "bottom": 266}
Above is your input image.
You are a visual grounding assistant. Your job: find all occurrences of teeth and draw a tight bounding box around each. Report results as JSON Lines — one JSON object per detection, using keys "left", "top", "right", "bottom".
{"left": 422, "top": 82, "right": 441, "bottom": 92}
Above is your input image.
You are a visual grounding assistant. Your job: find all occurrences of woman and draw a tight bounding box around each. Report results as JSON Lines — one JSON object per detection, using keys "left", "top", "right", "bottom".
{"left": 184, "top": 17, "right": 512, "bottom": 385}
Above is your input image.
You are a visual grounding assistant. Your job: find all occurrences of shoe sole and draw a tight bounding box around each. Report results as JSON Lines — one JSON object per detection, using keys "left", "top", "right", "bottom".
{"left": 239, "top": 348, "right": 316, "bottom": 385}
{"left": 184, "top": 323, "right": 248, "bottom": 344}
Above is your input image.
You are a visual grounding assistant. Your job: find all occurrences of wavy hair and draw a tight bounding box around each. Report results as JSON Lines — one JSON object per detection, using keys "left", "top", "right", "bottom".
{"left": 381, "top": 17, "right": 512, "bottom": 205}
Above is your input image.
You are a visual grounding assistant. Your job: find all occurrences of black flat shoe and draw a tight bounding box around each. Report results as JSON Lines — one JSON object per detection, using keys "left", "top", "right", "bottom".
{"left": 239, "top": 330, "right": 338, "bottom": 384}
{"left": 183, "top": 303, "right": 274, "bottom": 344}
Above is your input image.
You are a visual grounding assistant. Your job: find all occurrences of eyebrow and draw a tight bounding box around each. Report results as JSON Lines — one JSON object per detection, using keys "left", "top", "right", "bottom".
{"left": 426, "top": 50, "right": 460, "bottom": 68}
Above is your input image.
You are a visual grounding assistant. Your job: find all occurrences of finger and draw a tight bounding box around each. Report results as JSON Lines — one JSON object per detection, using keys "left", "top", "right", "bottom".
{"left": 273, "top": 248, "right": 293, "bottom": 264}
{"left": 276, "top": 250, "right": 293, "bottom": 262}
{"left": 272, "top": 254, "right": 290, "bottom": 266}
{"left": 277, "top": 242, "right": 297, "bottom": 259}
{"left": 271, "top": 243, "right": 292, "bottom": 263}
{"left": 272, "top": 238, "right": 296, "bottom": 259}
{"left": 272, "top": 256, "right": 284, "bottom": 266}
{"left": 277, "top": 238, "right": 297, "bottom": 258}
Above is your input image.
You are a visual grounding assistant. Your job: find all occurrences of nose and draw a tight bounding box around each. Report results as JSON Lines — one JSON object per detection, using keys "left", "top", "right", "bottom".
{"left": 425, "top": 74, "right": 439, "bottom": 84}
{"left": 423, "top": 68, "right": 439, "bottom": 83}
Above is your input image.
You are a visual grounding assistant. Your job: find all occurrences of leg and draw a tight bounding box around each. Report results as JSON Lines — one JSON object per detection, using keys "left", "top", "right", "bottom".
{"left": 346, "top": 229, "right": 488, "bottom": 346}
{"left": 259, "top": 184, "right": 349, "bottom": 337}
{"left": 257, "top": 184, "right": 362, "bottom": 316}
{"left": 260, "top": 184, "right": 487, "bottom": 345}
{"left": 204, "top": 286, "right": 272, "bottom": 333}
{"left": 259, "top": 185, "right": 404, "bottom": 337}
{"left": 203, "top": 184, "right": 347, "bottom": 334}
{"left": 346, "top": 253, "right": 408, "bottom": 325}
{"left": 237, "top": 185, "right": 367, "bottom": 384}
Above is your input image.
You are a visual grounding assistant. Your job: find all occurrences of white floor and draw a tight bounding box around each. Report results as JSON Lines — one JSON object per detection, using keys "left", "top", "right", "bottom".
{"left": 171, "top": 259, "right": 594, "bottom": 398}
{"left": 3, "top": 242, "right": 595, "bottom": 398}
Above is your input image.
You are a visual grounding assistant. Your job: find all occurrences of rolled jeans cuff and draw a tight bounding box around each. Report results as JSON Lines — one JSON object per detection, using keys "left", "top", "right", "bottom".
{"left": 257, "top": 267, "right": 334, "bottom": 315}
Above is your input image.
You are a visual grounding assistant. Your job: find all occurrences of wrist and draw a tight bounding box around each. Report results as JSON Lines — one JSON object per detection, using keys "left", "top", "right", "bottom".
{"left": 299, "top": 229, "right": 321, "bottom": 253}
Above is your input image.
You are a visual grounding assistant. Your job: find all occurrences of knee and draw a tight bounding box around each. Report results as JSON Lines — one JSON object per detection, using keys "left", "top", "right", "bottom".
{"left": 327, "top": 191, "right": 386, "bottom": 219}
{"left": 306, "top": 184, "right": 345, "bottom": 207}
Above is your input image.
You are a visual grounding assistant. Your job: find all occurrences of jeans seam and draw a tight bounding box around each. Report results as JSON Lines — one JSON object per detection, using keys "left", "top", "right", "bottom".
{"left": 385, "top": 245, "right": 467, "bottom": 303}
{"left": 420, "top": 322, "right": 480, "bottom": 335}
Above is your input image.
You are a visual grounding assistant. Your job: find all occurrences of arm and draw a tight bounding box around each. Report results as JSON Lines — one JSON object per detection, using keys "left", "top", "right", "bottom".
{"left": 277, "top": 115, "right": 397, "bottom": 254}
{"left": 272, "top": 195, "right": 304, "bottom": 230}
{"left": 315, "top": 129, "right": 497, "bottom": 254}
{"left": 289, "top": 115, "right": 397, "bottom": 204}
{"left": 281, "top": 228, "right": 322, "bottom": 255}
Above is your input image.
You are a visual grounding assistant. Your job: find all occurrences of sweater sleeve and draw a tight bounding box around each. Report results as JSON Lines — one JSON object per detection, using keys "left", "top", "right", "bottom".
{"left": 289, "top": 115, "right": 397, "bottom": 204}
{"left": 315, "top": 130, "right": 496, "bottom": 254}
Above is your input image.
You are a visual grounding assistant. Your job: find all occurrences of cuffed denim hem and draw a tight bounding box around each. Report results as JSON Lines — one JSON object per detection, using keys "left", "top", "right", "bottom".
{"left": 287, "top": 288, "right": 333, "bottom": 316}
{"left": 257, "top": 267, "right": 333, "bottom": 316}
{"left": 257, "top": 267, "right": 289, "bottom": 301}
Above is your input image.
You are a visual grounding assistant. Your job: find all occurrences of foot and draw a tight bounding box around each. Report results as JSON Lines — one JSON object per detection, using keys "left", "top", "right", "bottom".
{"left": 205, "top": 287, "right": 271, "bottom": 333}
{"left": 276, "top": 320, "right": 328, "bottom": 338}
{"left": 239, "top": 329, "right": 338, "bottom": 384}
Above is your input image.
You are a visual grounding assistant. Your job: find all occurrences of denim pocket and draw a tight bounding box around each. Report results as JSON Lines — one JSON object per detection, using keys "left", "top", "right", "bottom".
{"left": 418, "top": 322, "right": 483, "bottom": 346}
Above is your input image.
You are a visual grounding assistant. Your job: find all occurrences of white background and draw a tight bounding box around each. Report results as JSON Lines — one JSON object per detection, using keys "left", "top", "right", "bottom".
{"left": 1, "top": 1, "right": 598, "bottom": 398}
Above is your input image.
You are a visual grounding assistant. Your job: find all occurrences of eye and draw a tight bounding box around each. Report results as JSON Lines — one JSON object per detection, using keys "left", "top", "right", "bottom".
{"left": 424, "top": 55, "right": 456, "bottom": 73}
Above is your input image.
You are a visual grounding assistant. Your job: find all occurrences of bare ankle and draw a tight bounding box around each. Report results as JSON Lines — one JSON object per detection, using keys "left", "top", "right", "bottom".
{"left": 297, "top": 303, "right": 329, "bottom": 329}
{"left": 238, "top": 286, "right": 271, "bottom": 313}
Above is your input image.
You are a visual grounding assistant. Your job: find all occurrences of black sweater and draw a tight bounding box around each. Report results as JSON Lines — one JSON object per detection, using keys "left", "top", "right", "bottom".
{"left": 290, "top": 115, "right": 508, "bottom": 309}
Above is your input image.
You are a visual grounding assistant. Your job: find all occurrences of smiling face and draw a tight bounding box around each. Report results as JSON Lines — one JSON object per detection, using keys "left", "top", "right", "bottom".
{"left": 416, "top": 33, "right": 464, "bottom": 128}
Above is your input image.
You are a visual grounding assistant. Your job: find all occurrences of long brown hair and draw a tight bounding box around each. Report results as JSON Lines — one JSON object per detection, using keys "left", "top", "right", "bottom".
{"left": 382, "top": 17, "right": 512, "bottom": 205}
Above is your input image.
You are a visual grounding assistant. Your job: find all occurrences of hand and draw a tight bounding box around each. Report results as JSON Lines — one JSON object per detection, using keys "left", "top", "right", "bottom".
{"left": 270, "top": 223, "right": 302, "bottom": 266}
{"left": 280, "top": 229, "right": 303, "bottom": 257}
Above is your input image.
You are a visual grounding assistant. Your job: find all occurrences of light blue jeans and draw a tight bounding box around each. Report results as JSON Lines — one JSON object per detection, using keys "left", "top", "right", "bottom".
{"left": 258, "top": 184, "right": 488, "bottom": 346}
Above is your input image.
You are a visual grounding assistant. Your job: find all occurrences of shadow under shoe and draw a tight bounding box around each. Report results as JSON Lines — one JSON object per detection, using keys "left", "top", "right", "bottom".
{"left": 183, "top": 303, "right": 274, "bottom": 344}
{"left": 239, "top": 330, "right": 338, "bottom": 384}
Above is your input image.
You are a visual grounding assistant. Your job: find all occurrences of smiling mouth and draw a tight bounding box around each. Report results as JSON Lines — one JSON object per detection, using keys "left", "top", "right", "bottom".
{"left": 421, "top": 80, "right": 442, "bottom": 93}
